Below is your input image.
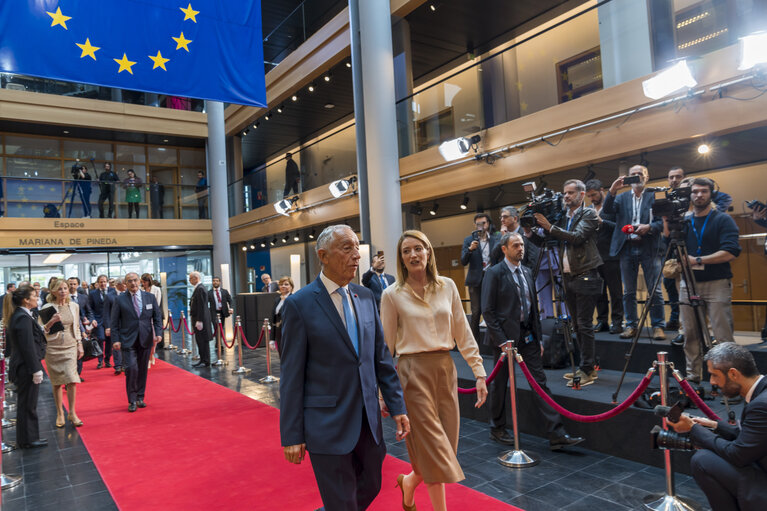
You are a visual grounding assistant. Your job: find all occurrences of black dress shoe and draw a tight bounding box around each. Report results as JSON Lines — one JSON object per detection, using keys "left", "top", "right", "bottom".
{"left": 192, "top": 361, "right": 205, "bottom": 368}
{"left": 104, "top": 362, "right": 112, "bottom": 368}
{"left": 549, "top": 434, "right": 585, "bottom": 451}
{"left": 128, "top": 403, "right": 137, "bottom": 412}
{"left": 489, "top": 428, "right": 515, "bottom": 446}
{"left": 114, "top": 368, "right": 122, "bottom": 375}
{"left": 96, "top": 362, "right": 104, "bottom": 369}
{"left": 671, "top": 334, "right": 685, "bottom": 347}
{"left": 136, "top": 400, "right": 147, "bottom": 408}
{"left": 593, "top": 321, "right": 609, "bottom": 333}
{"left": 22, "top": 439, "right": 48, "bottom": 449}
{"left": 609, "top": 324, "right": 623, "bottom": 334}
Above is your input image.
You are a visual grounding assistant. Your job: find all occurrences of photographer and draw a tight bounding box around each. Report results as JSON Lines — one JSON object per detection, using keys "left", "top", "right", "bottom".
{"left": 69, "top": 160, "right": 92, "bottom": 218}
{"left": 668, "top": 343, "right": 767, "bottom": 510}
{"left": 532, "top": 179, "right": 603, "bottom": 387}
{"left": 97, "top": 162, "right": 119, "bottom": 218}
{"left": 461, "top": 213, "right": 499, "bottom": 342}
{"left": 662, "top": 177, "right": 740, "bottom": 385}
{"left": 603, "top": 165, "right": 666, "bottom": 340}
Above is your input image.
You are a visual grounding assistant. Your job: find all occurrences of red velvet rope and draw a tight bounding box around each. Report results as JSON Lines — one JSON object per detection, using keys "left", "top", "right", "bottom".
{"left": 218, "top": 322, "right": 236, "bottom": 349}
{"left": 676, "top": 376, "right": 721, "bottom": 422}
{"left": 171, "top": 316, "right": 182, "bottom": 333}
{"left": 457, "top": 353, "right": 507, "bottom": 394}
{"left": 181, "top": 316, "right": 194, "bottom": 336}
{"left": 239, "top": 325, "right": 264, "bottom": 350}
{"left": 518, "top": 359, "right": 655, "bottom": 423}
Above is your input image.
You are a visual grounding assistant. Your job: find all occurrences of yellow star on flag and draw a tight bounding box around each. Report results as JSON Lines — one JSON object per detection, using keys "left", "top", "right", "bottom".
{"left": 148, "top": 51, "right": 170, "bottom": 71}
{"left": 172, "top": 32, "right": 192, "bottom": 52}
{"left": 76, "top": 38, "right": 100, "bottom": 60}
{"left": 114, "top": 53, "right": 137, "bottom": 74}
{"left": 180, "top": 3, "right": 199, "bottom": 22}
{"left": 47, "top": 7, "right": 72, "bottom": 29}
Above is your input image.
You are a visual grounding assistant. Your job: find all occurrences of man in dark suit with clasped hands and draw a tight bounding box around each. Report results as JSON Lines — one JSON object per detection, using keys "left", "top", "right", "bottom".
{"left": 280, "top": 225, "right": 409, "bottom": 511}
{"left": 110, "top": 272, "right": 162, "bottom": 412}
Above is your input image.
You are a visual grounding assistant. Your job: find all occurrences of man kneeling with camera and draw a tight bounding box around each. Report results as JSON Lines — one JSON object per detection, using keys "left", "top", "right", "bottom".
{"left": 669, "top": 343, "right": 767, "bottom": 511}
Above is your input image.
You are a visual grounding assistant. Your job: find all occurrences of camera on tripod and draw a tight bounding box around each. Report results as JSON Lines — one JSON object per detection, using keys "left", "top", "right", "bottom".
{"left": 649, "top": 402, "right": 693, "bottom": 451}
{"left": 650, "top": 186, "right": 691, "bottom": 222}
{"left": 519, "top": 181, "right": 564, "bottom": 229}
{"left": 71, "top": 161, "right": 86, "bottom": 179}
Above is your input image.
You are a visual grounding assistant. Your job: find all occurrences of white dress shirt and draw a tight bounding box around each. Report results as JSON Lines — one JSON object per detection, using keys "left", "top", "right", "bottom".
{"left": 319, "top": 272, "right": 357, "bottom": 327}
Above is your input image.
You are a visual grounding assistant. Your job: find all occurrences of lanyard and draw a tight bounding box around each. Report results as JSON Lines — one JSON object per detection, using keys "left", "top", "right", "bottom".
{"left": 692, "top": 212, "right": 711, "bottom": 256}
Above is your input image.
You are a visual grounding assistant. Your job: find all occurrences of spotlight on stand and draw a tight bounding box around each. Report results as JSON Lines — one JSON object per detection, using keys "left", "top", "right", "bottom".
{"left": 438, "top": 135, "right": 481, "bottom": 161}
{"left": 329, "top": 176, "right": 358, "bottom": 198}
{"left": 642, "top": 60, "right": 697, "bottom": 99}
{"left": 274, "top": 195, "right": 299, "bottom": 216}
{"left": 429, "top": 203, "right": 439, "bottom": 216}
{"left": 460, "top": 194, "right": 469, "bottom": 210}
{"left": 739, "top": 32, "right": 767, "bottom": 70}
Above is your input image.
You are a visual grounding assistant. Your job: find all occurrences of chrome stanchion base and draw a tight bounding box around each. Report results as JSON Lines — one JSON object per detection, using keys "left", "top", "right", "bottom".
{"left": 2, "top": 418, "right": 15, "bottom": 429}
{"left": 232, "top": 366, "right": 251, "bottom": 375}
{"left": 3, "top": 402, "right": 16, "bottom": 412}
{"left": 2, "top": 441, "right": 15, "bottom": 453}
{"left": 191, "top": 355, "right": 200, "bottom": 362}
{"left": 178, "top": 348, "right": 191, "bottom": 355}
{"left": 643, "top": 494, "right": 700, "bottom": 511}
{"left": 213, "top": 359, "right": 228, "bottom": 367}
{"left": 259, "top": 375, "right": 279, "bottom": 384}
{"left": 1, "top": 472, "right": 22, "bottom": 490}
{"left": 164, "top": 344, "right": 177, "bottom": 351}
{"left": 498, "top": 449, "right": 540, "bottom": 468}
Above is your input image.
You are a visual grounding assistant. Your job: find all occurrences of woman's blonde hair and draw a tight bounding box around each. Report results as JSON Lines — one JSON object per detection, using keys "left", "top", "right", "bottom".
{"left": 1, "top": 293, "right": 13, "bottom": 329}
{"left": 394, "top": 230, "right": 442, "bottom": 288}
{"left": 47, "top": 280, "right": 70, "bottom": 304}
{"left": 278, "top": 276, "right": 294, "bottom": 290}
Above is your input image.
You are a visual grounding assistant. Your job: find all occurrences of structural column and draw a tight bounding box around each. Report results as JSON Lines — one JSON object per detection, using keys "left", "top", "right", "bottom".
{"left": 205, "top": 100, "right": 232, "bottom": 285}
{"left": 354, "top": 0, "right": 403, "bottom": 260}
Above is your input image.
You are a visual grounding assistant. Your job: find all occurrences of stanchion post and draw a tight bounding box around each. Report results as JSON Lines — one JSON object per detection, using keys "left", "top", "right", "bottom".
{"left": 178, "top": 311, "right": 191, "bottom": 355}
{"left": 165, "top": 311, "right": 177, "bottom": 350}
{"left": 213, "top": 313, "right": 227, "bottom": 367}
{"left": 643, "top": 352, "right": 700, "bottom": 511}
{"left": 232, "top": 316, "right": 251, "bottom": 375}
{"left": 259, "top": 319, "right": 278, "bottom": 384}
{"left": 0, "top": 328, "right": 22, "bottom": 492}
{"left": 498, "top": 340, "right": 540, "bottom": 468}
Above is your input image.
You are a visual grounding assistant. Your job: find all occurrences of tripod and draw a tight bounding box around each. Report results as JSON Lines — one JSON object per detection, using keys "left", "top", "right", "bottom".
{"left": 612, "top": 222, "right": 712, "bottom": 401}
{"left": 63, "top": 180, "right": 88, "bottom": 218}
{"left": 531, "top": 239, "right": 580, "bottom": 387}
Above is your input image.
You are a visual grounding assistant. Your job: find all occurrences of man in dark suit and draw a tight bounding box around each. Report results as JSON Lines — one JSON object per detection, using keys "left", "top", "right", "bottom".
{"left": 603, "top": 165, "right": 666, "bottom": 340}
{"left": 461, "top": 212, "right": 500, "bottom": 343}
{"left": 361, "top": 252, "right": 395, "bottom": 309}
{"left": 207, "top": 276, "right": 232, "bottom": 326}
{"left": 280, "top": 225, "right": 409, "bottom": 511}
{"left": 482, "top": 232, "right": 584, "bottom": 450}
{"left": 260, "top": 273, "right": 279, "bottom": 293}
{"left": 670, "top": 343, "right": 767, "bottom": 510}
{"left": 110, "top": 272, "right": 162, "bottom": 412}
{"left": 586, "top": 180, "right": 624, "bottom": 334}
{"left": 89, "top": 275, "right": 112, "bottom": 369}
{"left": 68, "top": 277, "right": 94, "bottom": 378}
{"left": 492, "top": 206, "right": 539, "bottom": 268}
{"left": 103, "top": 278, "right": 125, "bottom": 374}
{"left": 189, "top": 271, "right": 212, "bottom": 367}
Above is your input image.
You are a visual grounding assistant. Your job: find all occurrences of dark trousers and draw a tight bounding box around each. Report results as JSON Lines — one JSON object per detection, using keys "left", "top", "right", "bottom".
{"left": 308, "top": 409, "right": 386, "bottom": 511}
{"left": 488, "top": 337, "right": 565, "bottom": 438}
{"left": 197, "top": 198, "right": 208, "bottom": 219}
{"left": 94, "top": 324, "right": 111, "bottom": 364}
{"left": 127, "top": 202, "right": 140, "bottom": 218}
{"left": 98, "top": 189, "right": 114, "bottom": 218}
{"left": 663, "top": 276, "right": 680, "bottom": 324}
{"left": 283, "top": 173, "right": 300, "bottom": 197}
{"left": 691, "top": 449, "right": 767, "bottom": 511}
{"left": 123, "top": 342, "right": 152, "bottom": 404}
{"left": 563, "top": 274, "right": 599, "bottom": 373}
{"left": 150, "top": 201, "right": 164, "bottom": 219}
{"left": 596, "top": 260, "right": 623, "bottom": 327}
{"left": 194, "top": 331, "right": 210, "bottom": 364}
{"left": 15, "top": 368, "right": 41, "bottom": 446}
{"left": 468, "top": 279, "right": 484, "bottom": 343}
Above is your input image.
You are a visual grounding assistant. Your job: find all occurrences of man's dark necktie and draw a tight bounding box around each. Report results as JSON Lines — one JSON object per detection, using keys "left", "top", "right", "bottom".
{"left": 514, "top": 267, "right": 529, "bottom": 324}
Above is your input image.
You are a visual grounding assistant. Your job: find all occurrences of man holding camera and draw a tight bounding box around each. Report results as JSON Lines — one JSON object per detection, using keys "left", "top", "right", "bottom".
{"left": 603, "top": 165, "right": 666, "bottom": 340}
{"left": 461, "top": 213, "right": 500, "bottom": 343}
{"left": 69, "top": 160, "right": 93, "bottom": 218}
{"left": 361, "top": 252, "right": 395, "bottom": 310}
{"left": 669, "top": 343, "right": 767, "bottom": 511}
{"left": 532, "top": 179, "right": 603, "bottom": 387}
{"left": 663, "top": 177, "right": 740, "bottom": 385}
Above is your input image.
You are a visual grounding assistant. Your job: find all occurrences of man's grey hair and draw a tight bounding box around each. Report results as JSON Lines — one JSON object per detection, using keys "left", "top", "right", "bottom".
{"left": 704, "top": 343, "right": 759, "bottom": 378}
{"left": 114, "top": 278, "right": 124, "bottom": 286}
{"left": 563, "top": 179, "right": 586, "bottom": 192}
{"left": 500, "top": 231, "right": 524, "bottom": 247}
{"left": 189, "top": 271, "right": 202, "bottom": 281}
{"left": 125, "top": 272, "right": 139, "bottom": 280}
{"left": 501, "top": 206, "right": 519, "bottom": 218}
{"left": 315, "top": 225, "right": 354, "bottom": 259}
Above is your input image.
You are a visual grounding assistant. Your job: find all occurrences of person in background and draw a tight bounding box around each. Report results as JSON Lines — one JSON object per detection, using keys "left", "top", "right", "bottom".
{"left": 88, "top": 275, "right": 112, "bottom": 369}
{"left": 269, "top": 276, "right": 294, "bottom": 354}
{"left": 189, "top": 271, "right": 212, "bottom": 368}
{"left": 361, "top": 252, "right": 395, "bottom": 310}
{"left": 5, "top": 285, "right": 47, "bottom": 448}
{"left": 381, "top": 230, "right": 487, "bottom": 511}
{"left": 104, "top": 278, "right": 125, "bottom": 374}
{"left": 260, "top": 273, "right": 278, "bottom": 293}
{"left": 41, "top": 280, "right": 84, "bottom": 428}
{"left": 32, "top": 282, "right": 43, "bottom": 310}
{"left": 41, "top": 277, "right": 58, "bottom": 303}
{"left": 0, "top": 282, "right": 16, "bottom": 323}
{"left": 195, "top": 170, "right": 208, "bottom": 219}
{"left": 491, "top": 206, "right": 539, "bottom": 268}
{"left": 460, "top": 213, "right": 499, "bottom": 343}
{"left": 148, "top": 175, "right": 165, "bottom": 219}
{"left": 208, "top": 276, "right": 232, "bottom": 329}
{"left": 283, "top": 152, "right": 300, "bottom": 198}
{"left": 97, "top": 162, "right": 119, "bottom": 218}
{"left": 123, "top": 169, "right": 142, "bottom": 218}
{"left": 70, "top": 160, "right": 93, "bottom": 218}
{"left": 142, "top": 273, "right": 163, "bottom": 354}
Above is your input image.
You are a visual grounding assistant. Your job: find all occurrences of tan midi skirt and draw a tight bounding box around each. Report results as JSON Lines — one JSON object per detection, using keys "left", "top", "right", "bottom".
{"left": 45, "top": 337, "right": 80, "bottom": 386}
{"left": 397, "top": 350, "right": 464, "bottom": 484}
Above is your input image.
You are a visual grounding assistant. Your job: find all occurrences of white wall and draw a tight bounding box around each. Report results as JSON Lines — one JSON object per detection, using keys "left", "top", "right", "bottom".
{"left": 269, "top": 243, "right": 308, "bottom": 289}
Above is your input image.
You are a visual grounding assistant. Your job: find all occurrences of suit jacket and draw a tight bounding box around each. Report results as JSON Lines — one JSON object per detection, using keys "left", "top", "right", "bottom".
{"left": 7, "top": 308, "right": 46, "bottom": 383}
{"left": 361, "top": 269, "right": 395, "bottom": 307}
{"left": 88, "top": 288, "right": 109, "bottom": 324}
{"left": 602, "top": 189, "right": 663, "bottom": 258}
{"left": 102, "top": 291, "right": 117, "bottom": 331}
{"left": 190, "top": 284, "right": 213, "bottom": 342}
{"left": 70, "top": 292, "right": 93, "bottom": 332}
{"left": 207, "top": 286, "right": 232, "bottom": 320}
{"left": 461, "top": 232, "right": 500, "bottom": 287}
{"left": 593, "top": 205, "right": 618, "bottom": 262}
{"left": 110, "top": 291, "right": 162, "bottom": 349}
{"left": 271, "top": 294, "right": 291, "bottom": 343}
{"left": 481, "top": 260, "right": 541, "bottom": 347}
{"left": 279, "top": 276, "right": 406, "bottom": 455}
{"left": 691, "top": 377, "right": 767, "bottom": 508}
{"left": 262, "top": 281, "right": 279, "bottom": 293}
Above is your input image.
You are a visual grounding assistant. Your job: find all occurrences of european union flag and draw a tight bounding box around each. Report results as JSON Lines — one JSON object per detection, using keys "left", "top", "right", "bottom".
{"left": 0, "top": 1, "right": 266, "bottom": 107}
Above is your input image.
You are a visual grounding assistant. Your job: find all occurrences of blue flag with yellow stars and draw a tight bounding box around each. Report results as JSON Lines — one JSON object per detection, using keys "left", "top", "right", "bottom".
{"left": 0, "top": 1, "right": 266, "bottom": 107}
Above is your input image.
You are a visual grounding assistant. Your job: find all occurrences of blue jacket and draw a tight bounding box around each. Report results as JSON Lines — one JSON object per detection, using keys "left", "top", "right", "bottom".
{"left": 110, "top": 291, "right": 162, "bottom": 349}
{"left": 88, "top": 288, "right": 109, "bottom": 325}
{"left": 461, "top": 232, "right": 500, "bottom": 287}
{"left": 602, "top": 189, "right": 663, "bottom": 258}
{"left": 361, "top": 268, "right": 395, "bottom": 308}
{"left": 279, "top": 276, "right": 405, "bottom": 455}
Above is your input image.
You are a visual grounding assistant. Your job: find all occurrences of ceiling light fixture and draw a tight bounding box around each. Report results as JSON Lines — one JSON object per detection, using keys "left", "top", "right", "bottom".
{"left": 324, "top": 71, "right": 332, "bottom": 82}
{"left": 265, "top": 112, "right": 272, "bottom": 120}
{"left": 309, "top": 229, "right": 316, "bottom": 240}
{"left": 293, "top": 232, "right": 300, "bottom": 242}
{"left": 43, "top": 253, "right": 72, "bottom": 264}
{"left": 277, "top": 105, "right": 284, "bottom": 113}
{"left": 345, "top": 61, "right": 351, "bottom": 68}
{"left": 697, "top": 143, "right": 711, "bottom": 154}
{"left": 460, "top": 194, "right": 469, "bottom": 210}
{"left": 291, "top": 94, "right": 298, "bottom": 101}
{"left": 260, "top": 241, "right": 266, "bottom": 248}
{"left": 270, "top": 238, "right": 276, "bottom": 246}
{"left": 429, "top": 203, "right": 439, "bottom": 216}
{"left": 282, "top": 235, "right": 288, "bottom": 243}
{"left": 253, "top": 122, "right": 259, "bottom": 129}
{"left": 738, "top": 32, "right": 767, "bottom": 70}
{"left": 438, "top": 135, "right": 481, "bottom": 161}
{"left": 642, "top": 60, "right": 697, "bottom": 99}
{"left": 308, "top": 83, "right": 315, "bottom": 92}
{"left": 329, "top": 176, "right": 358, "bottom": 198}
{"left": 249, "top": 244, "right": 256, "bottom": 250}
{"left": 241, "top": 246, "right": 248, "bottom": 251}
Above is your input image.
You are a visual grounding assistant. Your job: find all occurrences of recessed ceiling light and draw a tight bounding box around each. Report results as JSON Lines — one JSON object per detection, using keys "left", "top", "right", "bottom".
{"left": 345, "top": 61, "right": 351, "bottom": 68}
{"left": 163, "top": 139, "right": 169, "bottom": 143}
{"left": 63, "top": 130, "right": 69, "bottom": 134}
{"left": 324, "top": 103, "right": 335, "bottom": 109}
{"left": 308, "top": 83, "right": 315, "bottom": 92}
{"left": 291, "top": 95, "right": 298, "bottom": 101}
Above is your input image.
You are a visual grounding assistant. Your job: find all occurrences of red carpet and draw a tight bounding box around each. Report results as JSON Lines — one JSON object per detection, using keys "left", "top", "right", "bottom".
{"left": 74, "top": 359, "right": 522, "bottom": 510}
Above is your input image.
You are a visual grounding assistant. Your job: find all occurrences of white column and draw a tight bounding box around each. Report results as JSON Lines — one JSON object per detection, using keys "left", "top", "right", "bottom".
{"left": 205, "top": 101, "right": 232, "bottom": 286}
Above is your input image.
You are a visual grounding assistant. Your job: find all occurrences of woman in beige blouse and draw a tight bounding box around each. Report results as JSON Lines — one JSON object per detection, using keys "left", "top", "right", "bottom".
{"left": 40, "top": 280, "right": 84, "bottom": 428}
{"left": 380, "top": 230, "right": 487, "bottom": 511}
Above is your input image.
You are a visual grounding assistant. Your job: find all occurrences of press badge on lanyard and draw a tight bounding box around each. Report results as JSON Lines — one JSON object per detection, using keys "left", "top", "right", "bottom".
{"left": 692, "top": 213, "right": 710, "bottom": 271}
